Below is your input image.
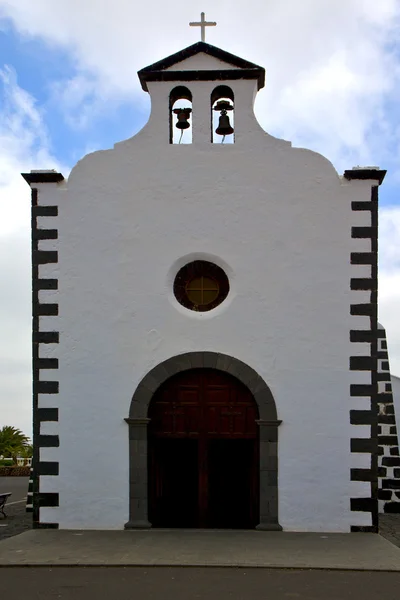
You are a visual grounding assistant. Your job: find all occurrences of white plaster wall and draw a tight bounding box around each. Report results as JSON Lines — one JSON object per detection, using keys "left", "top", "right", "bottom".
{"left": 165, "top": 53, "right": 240, "bottom": 71}
{"left": 38, "top": 75, "right": 378, "bottom": 531}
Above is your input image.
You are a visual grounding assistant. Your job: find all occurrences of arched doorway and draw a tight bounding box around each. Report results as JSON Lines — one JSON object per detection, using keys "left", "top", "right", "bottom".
{"left": 148, "top": 369, "right": 259, "bottom": 529}
{"left": 125, "top": 352, "right": 281, "bottom": 531}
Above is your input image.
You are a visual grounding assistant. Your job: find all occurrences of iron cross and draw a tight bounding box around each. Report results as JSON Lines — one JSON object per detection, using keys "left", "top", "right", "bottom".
{"left": 189, "top": 12, "right": 217, "bottom": 42}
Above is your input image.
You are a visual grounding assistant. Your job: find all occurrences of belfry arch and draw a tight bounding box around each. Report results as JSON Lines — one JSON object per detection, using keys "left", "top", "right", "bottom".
{"left": 125, "top": 352, "right": 281, "bottom": 530}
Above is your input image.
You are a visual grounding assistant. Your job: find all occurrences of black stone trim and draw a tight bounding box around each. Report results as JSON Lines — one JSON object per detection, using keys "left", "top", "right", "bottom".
{"left": 351, "top": 498, "right": 374, "bottom": 512}
{"left": 381, "top": 480, "right": 400, "bottom": 490}
{"left": 377, "top": 350, "right": 389, "bottom": 359}
{"left": 36, "top": 522, "right": 59, "bottom": 529}
{"left": 379, "top": 489, "right": 392, "bottom": 500}
{"left": 22, "top": 172, "right": 64, "bottom": 184}
{"left": 350, "top": 330, "right": 373, "bottom": 343}
{"left": 38, "top": 408, "right": 58, "bottom": 421}
{"left": 37, "top": 358, "right": 58, "bottom": 369}
{"left": 350, "top": 183, "right": 379, "bottom": 530}
{"left": 350, "top": 278, "right": 375, "bottom": 290}
{"left": 377, "top": 372, "right": 391, "bottom": 381}
{"left": 37, "top": 493, "right": 59, "bottom": 507}
{"left": 38, "top": 462, "right": 59, "bottom": 476}
{"left": 350, "top": 410, "right": 374, "bottom": 425}
{"left": 384, "top": 503, "right": 400, "bottom": 514}
{"left": 350, "top": 304, "right": 374, "bottom": 316}
{"left": 350, "top": 357, "right": 374, "bottom": 371}
{"left": 39, "top": 435, "right": 59, "bottom": 448}
{"left": 35, "top": 381, "right": 59, "bottom": 394}
{"left": 344, "top": 169, "right": 386, "bottom": 184}
{"left": 33, "top": 250, "right": 58, "bottom": 264}
{"left": 351, "top": 252, "right": 374, "bottom": 265}
{"left": 34, "top": 279, "right": 58, "bottom": 291}
{"left": 382, "top": 457, "right": 400, "bottom": 466}
{"left": 351, "top": 438, "right": 375, "bottom": 453}
{"left": 29, "top": 183, "right": 59, "bottom": 528}
{"left": 35, "top": 303, "right": 58, "bottom": 316}
{"left": 33, "top": 229, "right": 58, "bottom": 240}
{"left": 369, "top": 186, "right": 379, "bottom": 529}
{"left": 379, "top": 436, "right": 398, "bottom": 446}
{"left": 350, "top": 384, "right": 373, "bottom": 396}
{"left": 351, "top": 201, "right": 373, "bottom": 211}
{"left": 140, "top": 69, "right": 266, "bottom": 91}
{"left": 138, "top": 41, "right": 265, "bottom": 91}
{"left": 351, "top": 227, "right": 376, "bottom": 239}
{"left": 34, "top": 332, "right": 59, "bottom": 344}
{"left": 351, "top": 468, "right": 373, "bottom": 481}
{"left": 31, "top": 187, "right": 40, "bottom": 527}
{"left": 377, "top": 394, "right": 392, "bottom": 403}
{"left": 34, "top": 206, "right": 58, "bottom": 217}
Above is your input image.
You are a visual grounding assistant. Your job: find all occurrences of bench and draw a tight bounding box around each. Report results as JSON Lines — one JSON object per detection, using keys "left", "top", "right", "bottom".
{"left": 0, "top": 493, "right": 12, "bottom": 518}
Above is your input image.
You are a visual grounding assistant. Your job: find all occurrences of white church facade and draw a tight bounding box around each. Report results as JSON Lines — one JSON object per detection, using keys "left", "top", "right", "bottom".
{"left": 23, "top": 40, "right": 400, "bottom": 532}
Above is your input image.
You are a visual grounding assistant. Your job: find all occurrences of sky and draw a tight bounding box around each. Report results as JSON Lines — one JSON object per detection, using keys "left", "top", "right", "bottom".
{"left": 0, "top": 0, "right": 400, "bottom": 437}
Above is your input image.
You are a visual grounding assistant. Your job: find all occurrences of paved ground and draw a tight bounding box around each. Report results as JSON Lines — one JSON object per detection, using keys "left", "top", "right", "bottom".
{"left": 1, "top": 528, "right": 400, "bottom": 570}
{"left": 380, "top": 514, "right": 400, "bottom": 548}
{"left": 0, "top": 477, "right": 29, "bottom": 503}
{"left": 0, "top": 501, "right": 31, "bottom": 541}
{"left": 1, "top": 567, "right": 400, "bottom": 600}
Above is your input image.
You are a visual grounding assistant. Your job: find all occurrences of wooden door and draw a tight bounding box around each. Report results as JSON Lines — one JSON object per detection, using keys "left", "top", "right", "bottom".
{"left": 148, "top": 369, "right": 259, "bottom": 528}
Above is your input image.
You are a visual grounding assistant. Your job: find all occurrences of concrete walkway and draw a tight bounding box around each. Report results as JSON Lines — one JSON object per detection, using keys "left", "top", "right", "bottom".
{"left": 1, "top": 529, "right": 400, "bottom": 570}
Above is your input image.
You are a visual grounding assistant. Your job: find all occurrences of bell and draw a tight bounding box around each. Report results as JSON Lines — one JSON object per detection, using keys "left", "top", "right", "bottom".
{"left": 213, "top": 100, "right": 234, "bottom": 137}
{"left": 215, "top": 113, "right": 234, "bottom": 136}
{"left": 173, "top": 107, "right": 192, "bottom": 130}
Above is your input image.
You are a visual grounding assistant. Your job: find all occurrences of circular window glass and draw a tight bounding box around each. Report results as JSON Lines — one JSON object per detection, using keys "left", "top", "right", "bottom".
{"left": 174, "top": 261, "right": 229, "bottom": 312}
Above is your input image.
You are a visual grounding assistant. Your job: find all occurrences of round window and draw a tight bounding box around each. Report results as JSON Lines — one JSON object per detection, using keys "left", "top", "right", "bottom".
{"left": 174, "top": 261, "right": 229, "bottom": 312}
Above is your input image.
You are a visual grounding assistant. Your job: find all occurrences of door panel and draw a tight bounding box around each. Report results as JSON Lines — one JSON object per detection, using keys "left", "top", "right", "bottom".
{"left": 149, "top": 438, "right": 198, "bottom": 528}
{"left": 148, "top": 369, "right": 259, "bottom": 528}
{"left": 208, "top": 439, "right": 257, "bottom": 529}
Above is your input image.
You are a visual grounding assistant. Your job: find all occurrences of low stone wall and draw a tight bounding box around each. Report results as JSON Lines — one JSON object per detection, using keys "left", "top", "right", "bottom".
{"left": 0, "top": 466, "right": 31, "bottom": 477}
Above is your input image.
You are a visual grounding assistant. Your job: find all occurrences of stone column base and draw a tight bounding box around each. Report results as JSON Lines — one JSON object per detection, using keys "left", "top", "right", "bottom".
{"left": 124, "top": 520, "right": 152, "bottom": 529}
{"left": 256, "top": 522, "right": 282, "bottom": 531}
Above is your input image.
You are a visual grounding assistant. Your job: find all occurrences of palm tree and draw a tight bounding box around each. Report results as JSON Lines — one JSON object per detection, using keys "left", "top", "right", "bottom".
{"left": 0, "top": 426, "right": 30, "bottom": 464}
{"left": 20, "top": 443, "right": 34, "bottom": 466}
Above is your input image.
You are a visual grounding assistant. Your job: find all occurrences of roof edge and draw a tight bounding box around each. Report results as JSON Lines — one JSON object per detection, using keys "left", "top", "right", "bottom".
{"left": 138, "top": 42, "right": 265, "bottom": 92}
{"left": 344, "top": 169, "right": 386, "bottom": 185}
{"left": 22, "top": 172, "right": 64, "bottom": 185}
{"left": 139, "top": 42, "right": 264, "bottom": 73}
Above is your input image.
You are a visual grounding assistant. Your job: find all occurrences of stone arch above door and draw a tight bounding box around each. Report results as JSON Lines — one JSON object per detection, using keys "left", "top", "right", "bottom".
{"left": 128, "top": 352, "right": 278, "bottom": 421}
{"left": 125, "top": 352, "right": 282, "bottom": 531}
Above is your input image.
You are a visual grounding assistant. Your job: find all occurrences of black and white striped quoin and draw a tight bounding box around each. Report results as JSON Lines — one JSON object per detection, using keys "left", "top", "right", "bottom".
{"left": 26, "top": 467, "right": 33, "bottom": 513}
{"left": 376, "top": 325, "right": 400, "bottom": 513}
{"left": 22, "top": 170, "right": 63, "bottom": 529}
{"left": 346, "top": 168, "right": 386, "bottom": 532}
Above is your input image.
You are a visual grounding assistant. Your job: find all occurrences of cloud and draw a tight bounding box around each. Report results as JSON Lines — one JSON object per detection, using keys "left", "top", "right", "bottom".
{"left": 0, "top": 0, "right": 399, "bottom": 169}
{"left": 0, "top": 66, "right": 66, "bottom": 435}
{"left": 379, "top": 206, "right": 400, "bottom": 375}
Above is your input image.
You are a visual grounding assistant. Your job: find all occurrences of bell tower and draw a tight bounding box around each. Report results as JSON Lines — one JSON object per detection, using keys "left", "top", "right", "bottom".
{"left": 137, "top": 40, "right": 267, "bottom": 146}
